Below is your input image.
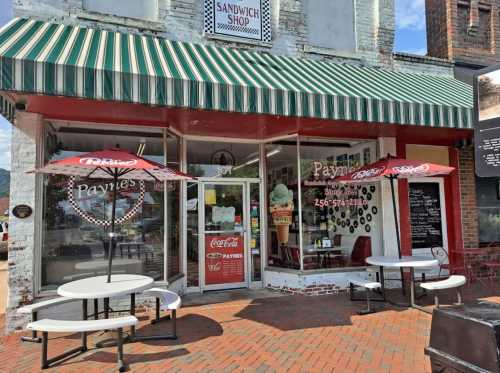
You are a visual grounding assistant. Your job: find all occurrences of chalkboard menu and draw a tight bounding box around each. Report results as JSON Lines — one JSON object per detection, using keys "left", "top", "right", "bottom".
{"left": 409, "top": 182, "right": 443, "bottom": 249}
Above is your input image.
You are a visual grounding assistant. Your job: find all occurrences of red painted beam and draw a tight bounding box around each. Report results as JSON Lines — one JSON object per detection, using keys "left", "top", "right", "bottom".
{"left": 7, "top": 93, "right": 473, "bottom": 145}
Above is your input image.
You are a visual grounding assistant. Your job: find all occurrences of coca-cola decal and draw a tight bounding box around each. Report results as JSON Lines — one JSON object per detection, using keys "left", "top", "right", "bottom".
{"left": 205, "top": 235, "right": 244, "bottom": 285}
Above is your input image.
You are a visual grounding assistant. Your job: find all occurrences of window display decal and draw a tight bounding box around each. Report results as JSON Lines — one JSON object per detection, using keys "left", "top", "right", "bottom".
{"left": 372, "top": 206, "right": 378, "bottom": 214}
{"left": 365, "top": 224, "right": 371, "bottom": 232}
{"left": 212, "top": 206, "right": 236, "bottom": 223}
{"left": 205, "top": 235, "right": 244, "bottom": 284}
{"left": 67, "top": 176, "right": 145, "bottom": 227}
{"left": 269, "top": 184, "right": 294, "bottom": 244}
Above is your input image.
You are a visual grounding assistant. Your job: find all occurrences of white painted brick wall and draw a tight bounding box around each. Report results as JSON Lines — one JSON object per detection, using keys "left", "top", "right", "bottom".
{"left": 10, "top": 0, "right": 396, "bottom": 68}
{"left": 10, "top": 0, "right": 454, "bottom": 75}
{"left": 6, "top": 112, "right": 43, "bottom": 332}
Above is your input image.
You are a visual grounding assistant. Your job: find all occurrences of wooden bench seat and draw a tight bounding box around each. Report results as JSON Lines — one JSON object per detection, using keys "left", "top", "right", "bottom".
{"left": 28, "top": 316, "right": 137, "bottom": 372}
{"left": 347, "top": 274, "right": 381, "bottom": 314}
{"left": 18, "top": 297, "right": 78, "bottom": 343}
{"left": 420, "top": 275, "right": 466, "bottom": 308}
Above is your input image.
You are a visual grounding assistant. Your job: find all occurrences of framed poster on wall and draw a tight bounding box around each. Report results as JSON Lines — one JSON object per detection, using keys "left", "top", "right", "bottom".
{"left": 204, "top": 0, "right": 272, "bottom": 42}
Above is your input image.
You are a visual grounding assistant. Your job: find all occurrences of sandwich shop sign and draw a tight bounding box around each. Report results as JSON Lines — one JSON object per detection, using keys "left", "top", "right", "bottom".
{"left": 204, "top": 0, "right": 272, "bottom": 42}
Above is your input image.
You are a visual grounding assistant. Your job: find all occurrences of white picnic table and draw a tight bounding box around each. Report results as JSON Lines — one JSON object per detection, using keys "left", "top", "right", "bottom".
{"left": 58, "top": 274, "right": 154, "bottom": 341}
{"left": 366, "top": 255, "right": 439, "bottom": 311}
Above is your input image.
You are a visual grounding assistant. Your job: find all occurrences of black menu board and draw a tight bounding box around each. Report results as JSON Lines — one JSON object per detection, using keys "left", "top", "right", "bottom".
{"left": 409, "top": 182, "right": 443, "bottom": 249}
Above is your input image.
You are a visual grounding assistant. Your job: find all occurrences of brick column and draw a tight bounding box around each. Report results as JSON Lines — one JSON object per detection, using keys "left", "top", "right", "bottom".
{"left": 6, "top": 112, "right": 43, "bottom": 333}
{"left": 458, "top": 146, "right": 479, "bottom": 249}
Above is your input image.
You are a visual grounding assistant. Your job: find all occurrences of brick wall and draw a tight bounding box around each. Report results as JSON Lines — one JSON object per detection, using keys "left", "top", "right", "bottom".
{"left": 425, "top": 0, "right": 449, "bottom": 59}
{"left": 458, "top": 146, "right": 479, "bottom": 249}
{"left": 6, "top": 112, "right": 44, "bottom": 332}
{"left": 426, "top": 0, "right": 500, "bottom": 66}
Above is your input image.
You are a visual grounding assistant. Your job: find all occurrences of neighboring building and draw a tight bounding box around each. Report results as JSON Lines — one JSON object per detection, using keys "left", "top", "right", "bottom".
{"left": 0, "top": 0, "right": 474, "bottom": 332}
{"left": 426, "top": 0, "right": 500, "bottom": 83}
{"left": 426, "top": 0, "right": 500, "bottom": 266}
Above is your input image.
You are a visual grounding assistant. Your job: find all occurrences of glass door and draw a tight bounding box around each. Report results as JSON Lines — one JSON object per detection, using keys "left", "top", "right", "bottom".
{"left": 202, "top": 183, "right": 248, "bottom": 290}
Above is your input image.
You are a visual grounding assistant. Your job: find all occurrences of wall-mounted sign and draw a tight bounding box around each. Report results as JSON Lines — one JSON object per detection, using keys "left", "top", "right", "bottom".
{"left": 409, "top": 182, "right": 443, "bottom": 249}
{"left": 12, "top": 204, "right": 32, "bottom": 219}
{"left": 474, "top": 65, "right": 500, "bottom": 176}
{"left": 204, "top": 0, "right": 272, "bottom": 42}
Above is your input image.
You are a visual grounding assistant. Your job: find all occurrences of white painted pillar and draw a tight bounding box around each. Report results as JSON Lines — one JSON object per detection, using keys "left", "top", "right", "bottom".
{"left": 6, "top": 112, "right": 43, "bottom": 332}
{"left": 377, "top": 137, "right": 399, "bottom": 258}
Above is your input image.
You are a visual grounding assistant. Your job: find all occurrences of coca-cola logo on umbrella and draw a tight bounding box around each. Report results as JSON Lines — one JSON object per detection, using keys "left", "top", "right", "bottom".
{"left": 79, "top": 157, "right": 138, "bottom": 167}
{"left": 392, "top": 164, "right": 430, "bottom": 175}
{"left": 351, "top": 167, "right": 385, "bottom": 180}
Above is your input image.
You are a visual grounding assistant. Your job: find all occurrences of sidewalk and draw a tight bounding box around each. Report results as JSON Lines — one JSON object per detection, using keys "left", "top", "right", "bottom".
{"left": 0, "top": 285, "right": 497, "bottom": 373}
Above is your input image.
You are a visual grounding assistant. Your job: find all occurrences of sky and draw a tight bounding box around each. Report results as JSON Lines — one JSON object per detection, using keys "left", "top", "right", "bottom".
{"left": 0, "top": 0, "right": 426, "bottom": 172}
{"left": 0, "top": 0, "right": 12, "bottom": 170}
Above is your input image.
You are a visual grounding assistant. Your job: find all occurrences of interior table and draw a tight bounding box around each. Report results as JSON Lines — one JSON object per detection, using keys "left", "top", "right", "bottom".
{"left": 365, "top": 255, "right": 439, "bottom": 312}
{"left": 57, "top": 274, "right": 154, "bottom": 343}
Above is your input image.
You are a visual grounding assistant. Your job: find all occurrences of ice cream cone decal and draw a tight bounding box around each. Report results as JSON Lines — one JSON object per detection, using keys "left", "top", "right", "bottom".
{"left": 269, "top": 184, "right": 294, "bottom": 244}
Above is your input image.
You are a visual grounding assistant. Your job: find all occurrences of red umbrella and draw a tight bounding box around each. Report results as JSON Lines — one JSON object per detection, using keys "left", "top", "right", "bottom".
{"left": 334, "top": 154, "right": 454, "bottom": 259}
{"left": 32, "top": 148, "right": 195, "bottom": 283}
{"left": 335, "top": 155, "right": 455, "bottom": 184}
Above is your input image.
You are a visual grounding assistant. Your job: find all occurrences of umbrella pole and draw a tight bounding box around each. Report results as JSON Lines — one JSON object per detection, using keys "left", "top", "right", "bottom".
{"left": 106, "top": 171, "right": 119, "bottom": 283}
{"left": 389, "top": 175, "right": 406, "bottom": 295}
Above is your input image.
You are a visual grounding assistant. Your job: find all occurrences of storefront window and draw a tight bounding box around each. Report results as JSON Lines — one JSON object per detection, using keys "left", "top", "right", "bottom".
{"left": 41, "top": 124, "right": 165, "bottom": 290}
{"left": 187, "top": 141, "right": 259, "bottom": 178}
{"left": 299, "top": 138, "right": 381, "bottom": 270}
{"left": 186, "top": 182, "right": 199, "bottom": 287}
{"left": 266, "top": 139, "right": 300, "bottom": 269}
{"left": 166, "top": 134, "right": 181, "bottom": 280}
{"left": 250, "top": 183, "right": 261, "bottom": 281}
{"left": 476, "top": 176, "right": 500, "bottom": 244}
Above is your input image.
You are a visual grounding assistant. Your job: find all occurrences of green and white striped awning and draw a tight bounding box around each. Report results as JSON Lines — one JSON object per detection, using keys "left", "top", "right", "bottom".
{"left": 0, "top": 18, "right": 473, "bottom": 129}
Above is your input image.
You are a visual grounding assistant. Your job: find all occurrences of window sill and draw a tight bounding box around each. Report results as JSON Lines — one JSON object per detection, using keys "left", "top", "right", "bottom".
{"left": 265, "top": 265, "right": 370, "bottom": 275}
{"left": 76, "top": 11, "right": 166, "bottom": 33}
{"left": 205, "top": 33, "right": 272, "bottom": 48}
{"left": 303, "top": 45, "right": 360, "bottom": 60}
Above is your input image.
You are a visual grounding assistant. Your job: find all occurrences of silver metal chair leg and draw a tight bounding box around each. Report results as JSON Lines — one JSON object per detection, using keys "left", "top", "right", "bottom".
{"left": 22, "top": 311, "right": 42, "bottom": 343}
{"left": 117, "top": 328, "right": 126, "bottom": 372}
{"left": 456, "top": 289, "right": 463, "bottom": 306}
{"left": 434, "top": 294, "right": 440, "bottom": 308}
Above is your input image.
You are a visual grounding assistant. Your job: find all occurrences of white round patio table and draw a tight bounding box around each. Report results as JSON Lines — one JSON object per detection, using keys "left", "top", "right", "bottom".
{"left": 365, "top": 256, "right": 439, "bottom": 311}
{"left": 58, "top": 274, "right": 154, "bottom": 341}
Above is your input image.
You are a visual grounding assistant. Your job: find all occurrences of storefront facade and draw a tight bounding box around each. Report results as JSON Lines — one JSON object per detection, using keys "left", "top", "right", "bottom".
{"left": 0, "top": 1, "right": 474, "bottom": 331}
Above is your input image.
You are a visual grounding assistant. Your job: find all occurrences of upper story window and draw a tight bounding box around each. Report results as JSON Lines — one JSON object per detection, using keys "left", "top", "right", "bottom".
{"left": 83, "top": 0, "right": 158, "bottom": 22}
{"left": 305, "top": 0, "right": 356, "bottom": 53}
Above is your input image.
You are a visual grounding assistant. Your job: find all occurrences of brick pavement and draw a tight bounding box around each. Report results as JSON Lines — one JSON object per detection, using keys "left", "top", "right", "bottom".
{"left": 0, "top": 287, "right": 497, "bottom": 373}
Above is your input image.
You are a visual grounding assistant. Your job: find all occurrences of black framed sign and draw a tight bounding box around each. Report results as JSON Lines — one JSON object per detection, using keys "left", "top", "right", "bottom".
{"left": 204, "top": 0, "right": 272, "bottom": 42}
{"left": 409, "top": 182, "right": 443, "bottom": 249}
{"left": 474, "top": 65, "right": 500, "bottom": 177}
{"left": 12, "top": 204, "right": 32, "bottom": 219}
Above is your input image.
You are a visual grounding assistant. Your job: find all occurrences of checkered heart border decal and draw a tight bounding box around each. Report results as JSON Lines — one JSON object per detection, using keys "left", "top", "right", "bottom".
{"left": 67, "top": 176, "right": 146, "bottom": 227}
